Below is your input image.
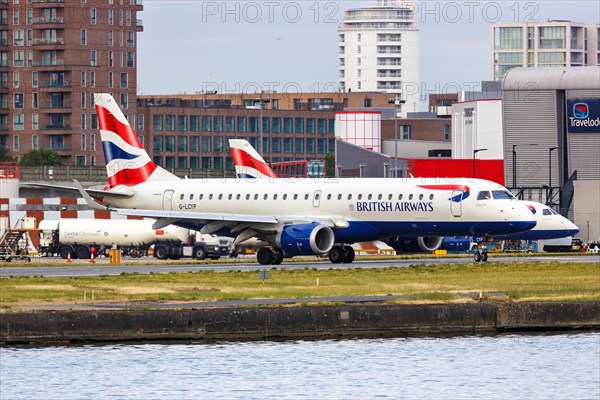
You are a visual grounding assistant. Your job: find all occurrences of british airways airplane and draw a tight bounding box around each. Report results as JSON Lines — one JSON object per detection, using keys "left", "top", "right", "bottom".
{"left": 230, "top": 139, "right": 578, "bottom": 254}
{"left": 76, "top": 94, "right": 536, "bottom": 265}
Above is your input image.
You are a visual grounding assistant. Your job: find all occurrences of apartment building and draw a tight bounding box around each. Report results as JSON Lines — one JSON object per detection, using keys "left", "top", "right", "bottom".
{"left": 0, "top": 0, "right": 143, "bottom": 165}
{"left": 491, "top": 20, "right": 600, "bottom": 80}
{"left": 338, "top": 0, "right": 419, "bottom": 117}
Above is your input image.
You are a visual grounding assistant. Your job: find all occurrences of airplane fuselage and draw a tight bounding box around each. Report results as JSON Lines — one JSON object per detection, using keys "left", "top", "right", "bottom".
{"left": 106, "top": 177, "right": 536, "bottom": 243}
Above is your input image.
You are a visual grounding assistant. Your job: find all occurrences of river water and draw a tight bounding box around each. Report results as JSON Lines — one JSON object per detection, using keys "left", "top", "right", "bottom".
{"left": 1, "top": 332, "right": 598, "bottom": 399}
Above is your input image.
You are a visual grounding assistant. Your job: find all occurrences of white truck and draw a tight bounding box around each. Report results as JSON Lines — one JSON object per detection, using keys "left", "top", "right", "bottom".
{"left": 39, "top": 218, "right": 190, "bottom": 260}
{"left": 38, "top": 218, "right": 237, "bottom": 261}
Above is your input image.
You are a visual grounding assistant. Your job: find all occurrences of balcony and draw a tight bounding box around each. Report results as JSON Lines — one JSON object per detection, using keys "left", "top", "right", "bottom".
{"left": 42, "top": 124, "right": 71, "bottom": 131}
{"left": 33, "top": 38, "right": 64, "bottom": 45}
{"left": 41, "top": 101, "right": 71, "bottom": 109}
{"left": 41, "top": 80, "right": 70, "bottom": 88}
{"left": 32, "top": 59, "right": 65, "bottom": 67}
{"left": 33, "top": 16, "right": 64, "bottom": 24}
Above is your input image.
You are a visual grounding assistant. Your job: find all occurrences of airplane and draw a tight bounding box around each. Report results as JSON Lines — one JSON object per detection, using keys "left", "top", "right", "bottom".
{"left": 73, "top": 93, "right": 537, "bottom": 266}
{"left": 230, "top": 139, "right": 578, "bottom": 258}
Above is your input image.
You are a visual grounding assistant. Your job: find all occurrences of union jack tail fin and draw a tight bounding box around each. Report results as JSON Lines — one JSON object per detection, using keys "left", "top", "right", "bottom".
{"left": 229, "top": 139, "right": 278, "bottom": 179}
{"left": 94, "top": 93, "right": 177, "bottom": 187}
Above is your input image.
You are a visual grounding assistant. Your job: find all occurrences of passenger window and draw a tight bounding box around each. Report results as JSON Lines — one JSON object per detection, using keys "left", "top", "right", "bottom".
{"left": 348, "top": 194, "right": 352, "bottom": 200}
{"left": 429, "top": 194, "right": 434, "bottom": 200}
{"left": 398, "top": 194, "right": 403, "bottom": 200}
{"left": 236, "top": 194, "right": 241, "bottom": 200}
{"left": 246, "top": 194, "right": 250, "bottom": 200}
{"left": 264, "top": 194, "right": 268, "bottom": 200}
{"left": 315, "top": 193, "right": 319, "bottom": 200}
{"left": 189, "top": 194, "right": 194, "bottom": 200}
{"left": 338, "top": 194, "right": 342, "bottom": 200}
{"left": 283, "top": 194, "right": 288, "bottom": 200}
{"left": 218, "top": 194, "right": 223, "bottom": 200}
{"left": 209, "top": 194, "right": 213, "bottom": 200}
{"left": 477, "top": 191, "right": 491, "bottom": 200}
{"left": 327, "top": 194, "right": 332, "bottom": 200}
{"left": 409, "top": 194, "right": 413, "bottom": 200}
{"left": 199, "top": 194, "right": 204, "bottom": 200}
{"left": 254, "top": 194, "right": 258, "bottom": 200}
{"left": 358, "top": 194, "right": 362, "bottom": 200}
{"left": 180, "top": 194, "right": 184, "bottom": 200}
{"left": 228, "top": 194, "right": 232, "bottom": 200}
{"left": 368, "top": 194, "right": 373, "bottom": 200}
{"left": 293, "top": 194, "right": 298, "bottom": 200}
{"left": 274, "top": 194, "right": 278, "bottom": 200}
{"left": 305, "top": 194, "right": 309, "bottom": 200}
{"left": 419, "top": 194, "right": 423, "bottom": 200}
{"left": 378, "top": 194, "right": 382, "bottom": 200}
{"left": 388, "top": 194, "right": 393, "bottom": 200}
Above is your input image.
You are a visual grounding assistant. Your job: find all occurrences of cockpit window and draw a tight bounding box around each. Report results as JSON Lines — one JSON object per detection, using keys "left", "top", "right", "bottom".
{"left": 477, "top": 191, "right": 491, "bottom": 200}
{"left": 543, "top": 209, "right": 552, "bottom": 216}
{"left": 492, "top": 190, "right": 516, "bottom": 200}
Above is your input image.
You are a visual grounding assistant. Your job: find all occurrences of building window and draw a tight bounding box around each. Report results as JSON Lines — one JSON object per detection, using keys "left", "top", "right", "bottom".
{"left": 177, "top": 136, "right": 187, "bottom": 152}
{"left": 225, "top": 116, "right": 235, "bottom": 132}
{"left": 13, "top": 114, "right": 24, "bottom": 130}
{"left": 81, "top": 113, "right": 86, "bottom": 130}
{"left": 90, "top": 8, "right": 96, "bottom": 24}
{"left": 284, "top": 117, "right": 293, "bottom": 133}
{"left": 202, "top": 116, "right": 211, "bottom": 132}
{"left": 237, "top": 116, "right": 246, "bottom": 133}
{"left": 262, "top": 117, "right": 269, "bottom": 133}
{"left": 108, "top": 30, "right": 113, "bottom": 46}
{"left": 202, "top": 137, "right": 211, "bottom": 152}
{"left": 272, "top": 138, "right": 281, "bottom": 153}
{"left": 32, "top": 114, "right": 38, "bottom": 130}
{"left": 153, "top": 136, "right": 163, "bottom": 152}
{"left": 295, "top": 138, "right": 304, "bottom": 153}
{"left": 32, "top": 134, "right": 38, "bottom": 150}
{"left": 120, "top": 72, "right": 128, "bottom": 88}
{"left": 401, "top": 125, "right": 411, "bottom": 140}
{"left": 120, "top": 93, "right": 128, "bottom": 109}
{"left": 272, "top": 117, "right": 281, "bottom": 133}
{"left": 165, "top": 136, "right": 175, "bottom": 152}
{"left": 81, "top": 134, "right": 86, "bottom": 151}
{"left": 190, "top": 136, "right": 199, "bottom": 152}
{"left": 126, "top": 52, "right": 134, "bottom": 68}
{"left": 13, "top": 29, "right": 24, "bottom": 46}
{"left": 178, "top": 115, "right": 187, "bottom": 131}
{"left": 13, "top": 135, "right": 19, "bottom": 151}
{"left": 166, "top": 115, "right": 175, "bottom": 131}
{"left": 306, "top": 118, "right": 315, "bottom": 134}
{"left": 90, "top": 50, "right": 96, "bottom": 66}
{"left": 190, "top": 115, "right": 199, "bottom": 132}
{"left": 214, "top": 136, "right": 224, "bottom": 152}
{"left": 13, "top": 93, "right": 23, "bottom": 109}
{"left": 249, "top": 116, "right": 258, "bottom": 133}
{"left": 13, "top": 51, "right": 24, "bottom": 67}
{"left": 284, "top": 138, "right": 293, "bottom": 154}
{"left": 214, "top": 116, "right": 223, "bottom": 132}
{"left": 90, "top": 134, "right": 95, "bottom": 151}
{"left": 444, "top": 125, "right": 450, "bottom": 140}
{"left": 81, "top": 29, "right": 86, "bottom": 45}
{"left": 294, "top": 118, "right": 304, "bottom": 133}
{"left": 153, "top": 115, "right": 163, "bottom": 131}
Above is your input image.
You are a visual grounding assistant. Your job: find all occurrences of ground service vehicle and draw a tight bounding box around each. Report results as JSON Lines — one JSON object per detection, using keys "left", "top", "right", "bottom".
{"left": 38, "top": 218, "right": 189, "bottom": 259}
{"left": 542, "top": 236, "right": 582, "bottom": 252}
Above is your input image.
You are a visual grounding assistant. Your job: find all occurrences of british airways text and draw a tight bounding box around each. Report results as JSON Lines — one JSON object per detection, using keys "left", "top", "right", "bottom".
{"left": 356, "top": 201, "right": 434, "bottom": 212}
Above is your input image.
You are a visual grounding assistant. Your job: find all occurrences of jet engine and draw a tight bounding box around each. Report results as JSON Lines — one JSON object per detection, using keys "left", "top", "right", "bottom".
{"left": 385, "top": 236, "right": 444, "bottom": 253}
{"left": 275, "top": 223, "right": 335, "bottom": 256}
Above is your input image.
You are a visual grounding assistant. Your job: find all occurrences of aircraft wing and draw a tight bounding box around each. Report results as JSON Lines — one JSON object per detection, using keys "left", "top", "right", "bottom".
{"left": 25, "top": 182, "right": 133, "bottom": 200}
{"left": 115, "top": 208, "right": 279, "bottom": 224}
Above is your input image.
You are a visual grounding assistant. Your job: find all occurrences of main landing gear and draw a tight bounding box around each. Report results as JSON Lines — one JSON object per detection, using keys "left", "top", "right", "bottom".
{"left": 328, "top": 245, "right": 355, "bottom": 264}
{"left": 257, "top": 247, "right": 285, "bottom": 265}
{"left": 473, "top": 250, "right": 488, "bottom": 262}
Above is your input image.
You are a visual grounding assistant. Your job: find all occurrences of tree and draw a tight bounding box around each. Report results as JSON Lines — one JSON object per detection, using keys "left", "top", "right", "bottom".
{"left": 325, "top": 153, "right": 336, "bottom": 177}
{"left": 0, "top": 147, "right": 15, "bottom": 162}
{"left": 19, "top": 149, "right": 62, "bottom": 166}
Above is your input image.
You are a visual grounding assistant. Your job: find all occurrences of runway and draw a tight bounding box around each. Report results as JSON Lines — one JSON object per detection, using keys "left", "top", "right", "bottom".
{"left": 1, "top": 254, "right": 598, "bottom": 278}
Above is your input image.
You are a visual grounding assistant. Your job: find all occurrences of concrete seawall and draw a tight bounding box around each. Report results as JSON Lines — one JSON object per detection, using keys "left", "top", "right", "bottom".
{"left": 1, "top": 302, "right": 599, "bottom": 344}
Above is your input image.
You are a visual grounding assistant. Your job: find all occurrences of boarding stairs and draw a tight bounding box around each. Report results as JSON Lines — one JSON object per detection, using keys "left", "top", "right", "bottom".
{"left": 0, "top": 219, "right": 36, "bottom": 262}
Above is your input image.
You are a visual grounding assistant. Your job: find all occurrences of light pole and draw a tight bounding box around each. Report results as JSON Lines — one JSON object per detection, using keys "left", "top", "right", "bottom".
{"left": 548, "top": 146, "right": 559, "bottom": 205}
{"left": 254, "top": 98, "right": 270, "bottom": 156}
{"left": 387, "top": 97, "right": 405, "bottom": 177}
{"left": 472, "top": 148, "right": 487, "bottom": 179}
{"left": 512, "top": 143, "right": 538, "bottom": 188}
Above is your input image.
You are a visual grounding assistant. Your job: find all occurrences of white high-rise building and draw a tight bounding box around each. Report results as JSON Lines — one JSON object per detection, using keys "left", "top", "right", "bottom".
{"left": 491, "top": 21, "right": 600, "bottom": 80}
{"left": 338, "top": 0, "right": 419, "bottom": 117}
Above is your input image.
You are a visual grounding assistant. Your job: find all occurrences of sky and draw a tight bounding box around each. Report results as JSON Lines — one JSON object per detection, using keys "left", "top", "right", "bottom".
{"left": 136, "top": 0, "right": 599, "bottom": 108}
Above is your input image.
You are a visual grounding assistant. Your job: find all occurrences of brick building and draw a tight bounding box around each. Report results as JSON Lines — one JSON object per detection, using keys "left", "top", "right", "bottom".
{"left": 1, "top": 0, "right": 143, "bottom": 165}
